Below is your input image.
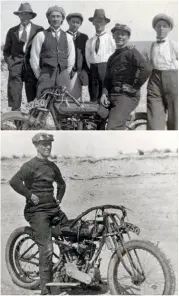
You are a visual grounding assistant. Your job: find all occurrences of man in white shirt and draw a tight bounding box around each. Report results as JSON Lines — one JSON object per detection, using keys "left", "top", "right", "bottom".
{"left": 85, "top": 9, "right": 116, "bottom": 102}
{"left": 3, "top": 3, "right": 44, "bottom": 110}
{"left": 147, "top": 14, "right": 178, "bottom": 130}
{"left": 30, "top": 6, "right": 75, "bottom": 98}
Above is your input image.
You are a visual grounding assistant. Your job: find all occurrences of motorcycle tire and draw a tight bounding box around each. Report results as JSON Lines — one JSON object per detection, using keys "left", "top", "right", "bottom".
{"left": 5, "top": 226, "right": 40, "bottom": 290}
{"left": 1, "top": 111, "right": 35, "bottom": 130}
{"left": 107, "top": 239, "right": 176, "bottom": 295}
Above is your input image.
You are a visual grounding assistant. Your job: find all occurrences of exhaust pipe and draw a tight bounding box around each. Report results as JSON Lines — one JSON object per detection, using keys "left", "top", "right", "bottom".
{"left": 46, "top": 282, "right": 80, "bottom": 287}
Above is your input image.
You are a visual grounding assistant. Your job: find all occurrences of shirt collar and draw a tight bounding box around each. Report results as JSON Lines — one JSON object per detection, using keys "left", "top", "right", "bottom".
{"left": 50, "top": 26, "right": 61, "bottom": 33}
{"left": 96, "top": 30, "right": 106, "bottom": 37}
{"left": 68, "top": 30, "right": 78, "bottom": 36}
{"left": 156, "top": 36, "right": 169, "bottom": 42}
{"left": 19, "top": 22, "right": 31, "bottom": 30}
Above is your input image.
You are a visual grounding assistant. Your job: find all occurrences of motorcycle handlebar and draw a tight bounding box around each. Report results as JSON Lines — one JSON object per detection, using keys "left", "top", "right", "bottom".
{"left": 70, "top": 204, "right": 128, "bottom": 228}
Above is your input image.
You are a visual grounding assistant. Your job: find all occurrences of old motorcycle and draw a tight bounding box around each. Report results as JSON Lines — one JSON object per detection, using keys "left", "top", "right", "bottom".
{"left": 5, "top": 204, "right": 175, "bottom": 295}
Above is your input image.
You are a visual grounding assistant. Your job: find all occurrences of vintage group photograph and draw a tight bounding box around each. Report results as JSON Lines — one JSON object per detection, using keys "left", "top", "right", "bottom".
{"left": 0, "top": 0, "right": 178, "bottom": 296}
{"left": 1, "top": 0, "right": 178, "bottom": 130}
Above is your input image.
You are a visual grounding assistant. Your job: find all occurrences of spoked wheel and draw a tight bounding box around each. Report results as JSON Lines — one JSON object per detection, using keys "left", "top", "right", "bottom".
{"left": 5, "top": 227, "right": 40, "bottom": 289}
{"left": 1, "top": 111, "right": 35, "bottom": 130}
{"left": 107, "top": 240, "right": 176, "bottom": 295}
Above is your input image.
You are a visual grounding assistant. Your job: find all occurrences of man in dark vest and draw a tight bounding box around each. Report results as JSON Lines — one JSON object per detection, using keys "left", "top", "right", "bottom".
{"left": 3, "top": 3, "right": 44, "bottom": 110}
{"left": 66, "top": 13, "right": 89, "bottom": 99}
{"left": 30, "top": 6, "right": 75, "bottom": 98}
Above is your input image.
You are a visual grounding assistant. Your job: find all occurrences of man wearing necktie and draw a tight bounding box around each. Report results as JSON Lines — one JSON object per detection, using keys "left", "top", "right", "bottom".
{"left": 85, "top": 9, "right": 116, "bottom": 102}
{"left": 30, "top": 6, "right": 75, "bottom": 98}
{"left": 3, "top": 3, "right": 44, "bottom": 110}
{"left": 147, "top": 14, "right": 178, "bottom": 130}
{"left": 66, "top": 13, "right": 89, "bottom": 99}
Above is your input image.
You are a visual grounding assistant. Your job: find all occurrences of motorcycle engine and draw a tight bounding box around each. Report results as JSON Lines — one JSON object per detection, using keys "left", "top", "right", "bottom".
{"left": 73, "top": 240, "right": 96, "bottom": 260}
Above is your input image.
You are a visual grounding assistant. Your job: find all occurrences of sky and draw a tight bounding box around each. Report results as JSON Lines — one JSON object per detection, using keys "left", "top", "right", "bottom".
{"left": 1, "top": 0, "right": 178, "bottom": 43}
{"left": 1, "top": 131, "right": 178, "bottom": 157}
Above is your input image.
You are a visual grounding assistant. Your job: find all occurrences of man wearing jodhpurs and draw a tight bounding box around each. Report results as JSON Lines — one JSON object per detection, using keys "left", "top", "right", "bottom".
{"left": 101, "top": 24, "right": 150, "bottom": 130}
{"left": 30, "top": 6, "right": 75, "bottom": 98}
{"left": 9, "top": 133, "right": 68, "bottom": 295}
{"left": 147, "top": 14, "right": 178, "bottom": 130}
{"left": 3, "top": 3, "right": 43, "bottom": 110}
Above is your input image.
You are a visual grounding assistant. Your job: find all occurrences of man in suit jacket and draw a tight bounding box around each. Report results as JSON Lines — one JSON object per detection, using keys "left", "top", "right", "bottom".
{"left": 66, "top": 13, "right": 89, "bottom": 99}
{"left": 3, "top": 3, "right": 44, "bottom": 110}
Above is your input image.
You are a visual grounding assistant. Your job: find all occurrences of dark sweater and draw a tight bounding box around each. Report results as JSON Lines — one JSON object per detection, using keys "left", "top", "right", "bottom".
{"left": 9, "top": 157, "right": 66, "bottom": 209}
{"left": 103, "top": 46, "right": 150, "bottom": 95}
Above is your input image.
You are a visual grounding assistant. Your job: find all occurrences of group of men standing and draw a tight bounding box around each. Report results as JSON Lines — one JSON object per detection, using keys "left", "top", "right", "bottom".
{"left": 3, "top": 3, "right": 178, "bottom": 130}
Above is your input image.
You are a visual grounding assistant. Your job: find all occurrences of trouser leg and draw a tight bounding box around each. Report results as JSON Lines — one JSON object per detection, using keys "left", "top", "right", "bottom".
{"left": 88, "top": 64, "right": 99, "bottom": 102}
{"left": 162, "top": 70, "right": 178, "bottom": 130}
{"left": 107, "top": 94, "right": 139, "bottom": 130}
{"left": 24, "top": 79, "right": 38, "bottom": 102}
{"left": 97, "top": 62, "right": 107, "bottom": 102}
{"left": 24, "top": 211, "right": 54, "bottom": 294}
{"left": 8, "top": 72, "right": 23, "bottom": 110}
{"left": 147, "top": 71, "right": 166, "bottom": 130}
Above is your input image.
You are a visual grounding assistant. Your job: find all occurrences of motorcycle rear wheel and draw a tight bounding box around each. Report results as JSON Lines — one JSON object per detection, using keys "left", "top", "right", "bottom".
{"left": 1, "top": 111, "right": 38, "bottom": 130}
{"left": 107, "top": 240, "right": 176, "bottom": 295}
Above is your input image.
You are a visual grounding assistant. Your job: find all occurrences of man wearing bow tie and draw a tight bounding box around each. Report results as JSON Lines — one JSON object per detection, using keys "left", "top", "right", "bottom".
{"left": 85, "top": 9, "right": 116, "bottom": 102}
{"left": 30, "top": 6, "right": 75, "bottom": 98}
{"left": 147, "top": 14, "right": 178, "bottom": 130}
{"left": 3, "top": 3, "right": 43, "bottom": 110}
{"left": 66, "top": 13, "right": 89, "bottom": 99}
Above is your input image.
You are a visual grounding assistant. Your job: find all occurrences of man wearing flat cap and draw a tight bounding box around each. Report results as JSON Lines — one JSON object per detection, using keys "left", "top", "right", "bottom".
{"left": 10, "top": 133, "right": 68, "bottom": 295}
{"left": 100, "top": 23, "right": 150, "bottom": 130}
{"left": 30, "top": 6, "right": 75, "bottom": 98}
{"left": 85, "top": 9, "right": 116, "bottom": 102}
{"left": 3, "top": 3, "right": 44, "bottom": 111}
{"left": 66, "top": 13, "right": 89, "bottom": 99}
{"left": 147, "top": 14, "right": 178, "bottom": 130}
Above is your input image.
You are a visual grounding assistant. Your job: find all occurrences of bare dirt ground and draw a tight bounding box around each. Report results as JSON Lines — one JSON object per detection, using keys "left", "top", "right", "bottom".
{"left": 1, "top": 153, "right": 178, "bottom": 295}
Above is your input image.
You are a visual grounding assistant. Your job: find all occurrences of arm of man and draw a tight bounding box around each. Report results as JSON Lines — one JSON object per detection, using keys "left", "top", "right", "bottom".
{"left": 53, "top": 163, "right": 66, "bottom": 203}
{"left": 66, "top": 33, "right": 75, "bottom": 74}
{"left": 82, "top": 35, "right": 90, "bottom": 72}
{"left": 131, "top": 48, "right": 151, "bottom": 90}
{"left": 30, "top": 31, "right": 45, "bottom": 79}
{"left": 9, "top": 163, "right": 33, "bottom": 201}
{"left": 3, "top": 29, "right": 12, "bottom": 66}
{"left": 85, "top": 39, "right": 91, "bottom": 69}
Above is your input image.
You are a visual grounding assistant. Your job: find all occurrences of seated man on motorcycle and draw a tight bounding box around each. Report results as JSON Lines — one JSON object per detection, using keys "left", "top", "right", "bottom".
{"left": 30, "top": 5, "right": 75, "bottom": 98}
{"left": 9, "top": 133, "right": 68, "bottom": 295}
{"left": 100, "top": 23, "right": 151, "bottom": 130}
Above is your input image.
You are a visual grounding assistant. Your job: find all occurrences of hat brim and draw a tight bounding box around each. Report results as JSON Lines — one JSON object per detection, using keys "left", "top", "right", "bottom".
{"left": 66, "top": 14, "right": 83, "bottom": 22}
{"left": 13, "top": 11, "right": 37, "bottom": 19}
{"left": 152, "top": 17, "right": 173, "bottom": 29}
{"left": 111, "top": 28, "right": 131, "bottom": 35}
{"left": 88, "top": 17, "right": 110, "bottom": 23}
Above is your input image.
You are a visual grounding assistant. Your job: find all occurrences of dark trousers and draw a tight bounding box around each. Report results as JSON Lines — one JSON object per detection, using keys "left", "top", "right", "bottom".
{"left": 8, "top": 67, "right": 37, "bottom": 111}
{"left": 107, "top": 93, "right": 140, "bottom": 130}
{"left": 88, "top": 62, "right": 107, "bottom": 102}
{"left": 147, "top": 69, "right": 178, "bottom": 130}
{"left": 24, "top": 205, "right": 68, "bottom": 294}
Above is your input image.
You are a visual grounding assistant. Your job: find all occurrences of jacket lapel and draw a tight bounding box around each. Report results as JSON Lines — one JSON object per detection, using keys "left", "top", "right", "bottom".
{"left": 27, "top": 23, "right": 37, "bottom": 43}
{"left": 13, "top": 25, "right": 20, "bottom": 41}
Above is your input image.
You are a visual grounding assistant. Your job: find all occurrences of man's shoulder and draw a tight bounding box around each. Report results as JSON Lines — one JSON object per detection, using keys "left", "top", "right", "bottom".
{"left": 7, "top": 25, "right": 20, "bottom": 33}
{"left": 31, "top": 23, "right": 44, "bottom": 31}
{"left": 78, "top": 32, "right": 88, "bottom": 39}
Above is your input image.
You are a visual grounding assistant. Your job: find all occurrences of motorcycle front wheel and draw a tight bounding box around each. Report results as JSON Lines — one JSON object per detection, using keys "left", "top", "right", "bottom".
{"left": 107, "top": 240, "right": 176, "bottom": 295}
{"left": 1, "top": 111, "right": 38, "bottom": 130}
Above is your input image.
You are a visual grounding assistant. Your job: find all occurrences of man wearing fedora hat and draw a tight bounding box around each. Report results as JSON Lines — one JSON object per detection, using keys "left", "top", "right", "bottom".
{"left": 100, "top": 23, "right": 150, "bottom": 130}
{"left": 66, "top": 13, "right": 89, "bottom": 99}
{"left": 30, "top": 6, "right": 75, "bottom": 98}
{"left": 85, "top": 9, "right": 116, "bottom": 102}
{"left": 147, "top": 14, "right": 178, "bottom": 130}
{"left": 3, "top": 3, "right": 44, "bottom": 111}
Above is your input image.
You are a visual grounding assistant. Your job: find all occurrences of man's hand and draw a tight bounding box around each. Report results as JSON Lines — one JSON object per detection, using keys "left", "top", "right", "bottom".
{"left": 30, "top": 194, "right": 39, "bottom": 205}
{"left": 122, "top": 84, "right": 137, "bottom": 94}
{"left": 100, "top": 94, "right": 110, "bottom": 107}
{"left": 56, "top": 200, "right": 61, "bottom": 206}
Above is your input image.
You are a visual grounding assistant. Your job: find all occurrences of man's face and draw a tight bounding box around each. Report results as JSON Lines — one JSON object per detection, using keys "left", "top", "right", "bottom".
{"left": 36, "top": 141, "right": 52, "bottom": 158}
{"left": 68, "top": 17, "right": 82, "bottom": 33}
{"left": 48, "top": 11, "right": 63, "bottom": 29}
{"left": 113, "top": 30, "right": 130, "bottom": 47}
{"left": 18, "top": 12, "right": 32, "bottom": 26}
{"left": 92, "top": 17, "right": 107, "bottom": 33}
{"left": 155, "top": 20, "right": 171, "bottom": 39}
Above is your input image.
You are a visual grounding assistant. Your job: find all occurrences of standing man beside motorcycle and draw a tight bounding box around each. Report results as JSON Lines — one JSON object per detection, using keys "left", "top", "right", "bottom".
{"left": 66, "top": 13, "right": 89, "bottom": 100}
{"left": 9, "top": 133, "right": 68, "bottom": 295}
{"left": 3, "top": 3, "right": 44, "bottom": 111}
{"left": 100, "top": 24, "right": 150, "bottom": 130}
{"left": 30, "top": 6, "right": 75, "bottom": 98}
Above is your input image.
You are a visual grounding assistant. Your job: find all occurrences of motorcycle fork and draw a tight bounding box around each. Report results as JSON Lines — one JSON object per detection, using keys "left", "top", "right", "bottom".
{"left": 49, "top": 104, "right": 62, "bottom": 130}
